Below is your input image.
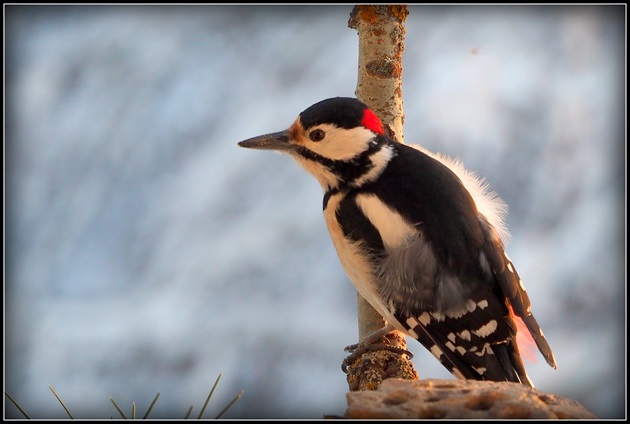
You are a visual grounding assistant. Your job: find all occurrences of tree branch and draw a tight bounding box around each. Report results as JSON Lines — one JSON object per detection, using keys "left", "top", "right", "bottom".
{"left": 345, "top": 5, "right": 417, "bottom": 391}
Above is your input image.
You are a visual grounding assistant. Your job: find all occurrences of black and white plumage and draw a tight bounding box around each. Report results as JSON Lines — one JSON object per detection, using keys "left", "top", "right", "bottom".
{"left": 238, "top": 97, "right": 557, "bottom": 387}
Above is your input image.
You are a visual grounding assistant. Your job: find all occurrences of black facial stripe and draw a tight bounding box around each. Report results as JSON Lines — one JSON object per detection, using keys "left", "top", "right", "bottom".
{"left": 296, "top": 137, "right": 387, "bottom": 189}
{"left": 295, "top": 145, "right": 336, "bottom": 169}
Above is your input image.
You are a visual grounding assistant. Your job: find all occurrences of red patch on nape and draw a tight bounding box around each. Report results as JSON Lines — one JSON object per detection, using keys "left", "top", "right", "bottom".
{"left": 361, "top": 109, "right": 384, "bottom": 135}
{"left": 507, "top": 303, "right": 538, "bottom": 364}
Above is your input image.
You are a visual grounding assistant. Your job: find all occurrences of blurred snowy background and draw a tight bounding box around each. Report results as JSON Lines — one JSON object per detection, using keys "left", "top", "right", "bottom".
{"left": 4, "top": 5, "right": 625, "bottom": 419}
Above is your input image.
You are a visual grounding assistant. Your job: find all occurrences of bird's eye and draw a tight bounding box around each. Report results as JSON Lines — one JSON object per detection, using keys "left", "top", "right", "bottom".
{"left": 309, "top": 129, "right": 326, "bottom": 142}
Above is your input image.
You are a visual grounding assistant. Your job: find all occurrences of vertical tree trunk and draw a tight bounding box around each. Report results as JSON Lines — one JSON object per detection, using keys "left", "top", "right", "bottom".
{"left": 346, "top": 5, "right": 417, "bottom": 391}
{"left": 351, "top": 5, "right": 407, "bottom": 143}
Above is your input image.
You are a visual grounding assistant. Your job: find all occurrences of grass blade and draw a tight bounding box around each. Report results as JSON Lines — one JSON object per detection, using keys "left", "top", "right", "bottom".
{"left": 48, "top": 384, "right": 73, "bottom": 419}
{"left": 215, "top": 390, "right": 244, "bottom": 419}
{"left": 110, "top": 396, "right": 127, "bottom": 419}
{"left": 4, "top": 391, "right": 32, "bottom": 419}
{"left": 132, "top": 402, "right": 136, "bottom": 419}
{"left": 142, "top": 392, "right": 160, "bottom": 419}
{"left": 184, "top": 405, "right": 193, "bottom": 419}
{"left": 198, "top": 373, "right": 222, "bottom": 419}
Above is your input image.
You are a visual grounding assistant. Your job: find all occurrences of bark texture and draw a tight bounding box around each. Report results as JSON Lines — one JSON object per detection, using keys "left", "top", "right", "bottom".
{"left": 349, "top": 5, "right": 408, "bottom": 143}
{"left": 345, "top": 378, "right": 597, "bottom": 419}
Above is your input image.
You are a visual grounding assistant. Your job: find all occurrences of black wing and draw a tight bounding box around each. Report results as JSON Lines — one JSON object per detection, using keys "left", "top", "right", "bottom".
{"left": 362, "top": 142, "right": 555, "bottom": 385}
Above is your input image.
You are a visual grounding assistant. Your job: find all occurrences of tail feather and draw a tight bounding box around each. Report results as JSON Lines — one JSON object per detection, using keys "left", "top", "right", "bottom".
{"left": 481, "top": 224, "right": 557, "bottom": 371}
{"left": 521, "top": 314, "right": 557, "bottom": 369}
{"left": 401, "top": 308, "right": 532, "bottom": 385}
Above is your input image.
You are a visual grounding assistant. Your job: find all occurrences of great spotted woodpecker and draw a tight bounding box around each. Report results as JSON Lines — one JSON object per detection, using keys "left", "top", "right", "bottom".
{"left": 237, "top": 97, "right": 557, "bottom": 386}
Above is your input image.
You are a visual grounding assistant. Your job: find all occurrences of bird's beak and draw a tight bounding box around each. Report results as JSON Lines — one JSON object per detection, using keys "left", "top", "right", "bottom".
{"left": 237, "top": 130, "right": 295, "bottom": 152}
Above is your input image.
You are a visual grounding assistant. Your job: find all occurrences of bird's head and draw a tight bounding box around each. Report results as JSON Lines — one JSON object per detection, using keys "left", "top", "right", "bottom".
{"left": 237, "top": 97, "right": 394, "bottom": 191}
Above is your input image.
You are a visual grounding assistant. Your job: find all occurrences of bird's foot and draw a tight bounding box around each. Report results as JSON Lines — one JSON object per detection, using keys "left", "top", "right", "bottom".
{"left": 342, "top": 340, "right": 414, "bottom": 373}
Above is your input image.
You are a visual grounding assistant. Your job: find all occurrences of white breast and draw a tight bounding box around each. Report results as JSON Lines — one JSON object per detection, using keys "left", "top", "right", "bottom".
{"left": 324, "top": 192, "right": 418, "bottom": 332}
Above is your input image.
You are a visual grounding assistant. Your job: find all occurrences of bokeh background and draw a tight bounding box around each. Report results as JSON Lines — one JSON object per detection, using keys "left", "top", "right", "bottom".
{"left": 5, "top": 5, "right": 625, "bottom": 419}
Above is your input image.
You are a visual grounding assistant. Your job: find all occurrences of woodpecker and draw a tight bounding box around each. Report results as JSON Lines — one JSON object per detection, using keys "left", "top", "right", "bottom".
{"left": 237, "top": 97, "right": 557, "bottom": 386}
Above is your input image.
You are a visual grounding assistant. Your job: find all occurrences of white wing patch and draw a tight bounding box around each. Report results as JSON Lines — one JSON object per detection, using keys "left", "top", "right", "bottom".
{"left": 355, "top": 193, "right": 418, "bottom": 249}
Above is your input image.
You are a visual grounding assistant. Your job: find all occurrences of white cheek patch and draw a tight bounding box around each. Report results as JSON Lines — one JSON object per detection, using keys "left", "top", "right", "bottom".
{"left": 307, "top": 124, "right": 376, "bottom": 161}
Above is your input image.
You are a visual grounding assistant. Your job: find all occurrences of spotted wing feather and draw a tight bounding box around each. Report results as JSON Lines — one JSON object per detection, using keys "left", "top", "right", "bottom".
{"left": 377, "top": 233, "right": 533, "bottom": 385}
{"left": 480, "top": 221, "right": 557, "bottom": 369}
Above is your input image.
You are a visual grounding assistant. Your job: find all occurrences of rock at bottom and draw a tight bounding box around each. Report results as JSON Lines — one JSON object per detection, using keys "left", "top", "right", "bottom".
{"left": 345, "top": 378, "right": 596, "bottom": 419}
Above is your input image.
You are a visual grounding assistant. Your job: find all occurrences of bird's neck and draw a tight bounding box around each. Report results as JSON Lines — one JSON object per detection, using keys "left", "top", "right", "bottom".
{"left": 293, "top": 136, "right": 396, "bottom": 194}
